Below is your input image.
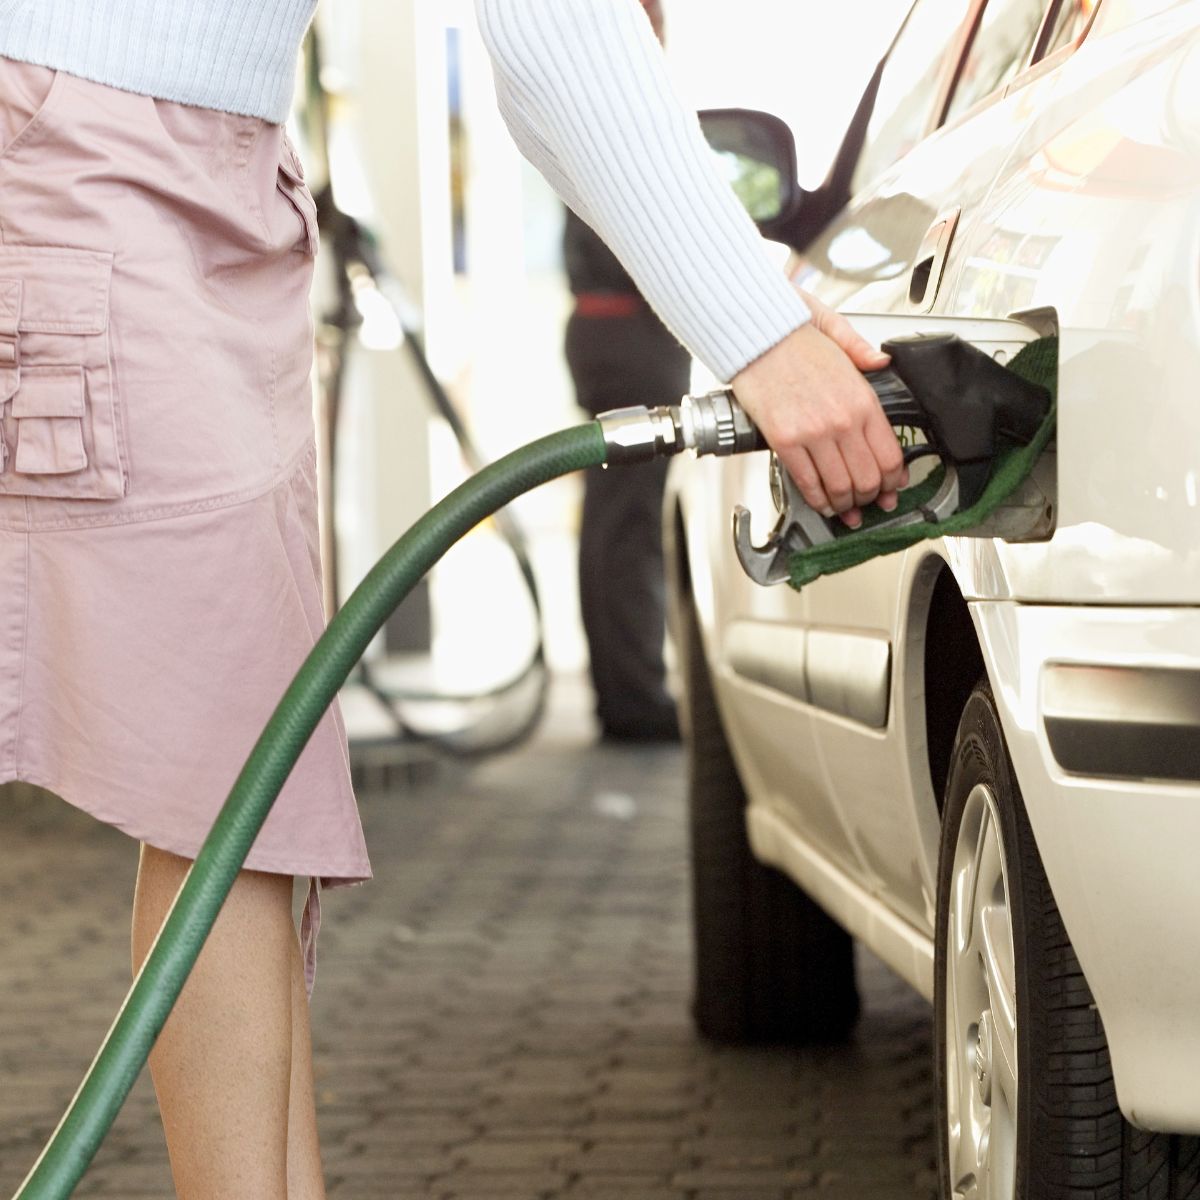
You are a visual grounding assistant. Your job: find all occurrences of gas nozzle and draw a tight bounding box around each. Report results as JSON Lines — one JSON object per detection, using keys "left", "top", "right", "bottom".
{"left": 596, "top": 389, "right": 764, "bottom": 464}
{"left": 596, "top": 331, "right": 1053, "bottom": 589}
{"left": 732, "top": 332, "right": 1053, "bottom": 585}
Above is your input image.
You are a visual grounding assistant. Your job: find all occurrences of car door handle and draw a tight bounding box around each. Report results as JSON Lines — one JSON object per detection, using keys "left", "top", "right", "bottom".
{"left": 908, "top": 208, "right": 960, "bottom": 312}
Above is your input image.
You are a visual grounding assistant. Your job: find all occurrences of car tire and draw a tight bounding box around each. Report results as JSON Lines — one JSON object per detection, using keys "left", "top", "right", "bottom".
{"left": 935, "top": 680, "right": 1200, "bottom": 1199}
{"left": 678, "top": 590, "right": 859, "bottom": 1045}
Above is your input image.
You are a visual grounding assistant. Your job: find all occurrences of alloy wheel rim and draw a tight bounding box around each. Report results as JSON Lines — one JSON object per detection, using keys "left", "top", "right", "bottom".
{"left": 945, "top": 783, "right": 1018, "bottom": 1200}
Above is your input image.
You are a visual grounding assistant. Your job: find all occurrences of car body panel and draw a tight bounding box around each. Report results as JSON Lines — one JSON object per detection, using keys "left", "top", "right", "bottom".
{"left": 945, "top": 7, "right": 1200, "bottom": 604}
{"left": 668, "top": 0, "right": 1200, "bottom": 1131}
{"left": 976, "top": 600, "right": 1200, "bottom": 1133}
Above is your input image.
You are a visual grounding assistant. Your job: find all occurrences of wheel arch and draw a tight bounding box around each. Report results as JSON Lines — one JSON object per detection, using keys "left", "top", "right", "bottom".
{"left": 903, "top": 555, "right": 986, "bottom": 816}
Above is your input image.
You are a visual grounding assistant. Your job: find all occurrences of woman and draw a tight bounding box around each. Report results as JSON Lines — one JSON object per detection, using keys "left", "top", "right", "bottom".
{"left": 0, "top": 0, "right": 904, "bottom": 1194}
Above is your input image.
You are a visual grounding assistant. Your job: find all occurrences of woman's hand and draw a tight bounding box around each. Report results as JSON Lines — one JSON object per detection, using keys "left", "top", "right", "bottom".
{"left": 730, "top": 291, "right": 908, "bottom": 529}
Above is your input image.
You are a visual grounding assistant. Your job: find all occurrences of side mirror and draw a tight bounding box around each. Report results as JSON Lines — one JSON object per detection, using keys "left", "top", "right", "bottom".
{"left": 698, "top": 108, "right": 803, "bottom": 240}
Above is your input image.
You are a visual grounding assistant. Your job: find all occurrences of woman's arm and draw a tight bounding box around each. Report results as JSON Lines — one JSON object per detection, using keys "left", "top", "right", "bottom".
{"left": 476, "top": 0, "right": 808, "bottom": 384}
{"left": 475, "top": 0, "right": 906, "bottom": 521}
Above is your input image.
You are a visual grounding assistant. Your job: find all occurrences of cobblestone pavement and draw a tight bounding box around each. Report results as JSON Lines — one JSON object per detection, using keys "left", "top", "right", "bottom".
{"left": 0, "top": 681, "right": 937, "bottom": 1199}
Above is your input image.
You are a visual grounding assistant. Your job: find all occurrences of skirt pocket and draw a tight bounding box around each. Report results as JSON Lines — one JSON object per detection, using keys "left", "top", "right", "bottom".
{"left": 12, "top": 365, "right": 87, "bottom": 474}
{"left": 0, "top": 59, "right": 63, "bottom": 163}
{"left": 0, "top": 245, "right": 126, "bottom": 500}
{"left": 276, "top": 135, "right": 320, "bottom": 257}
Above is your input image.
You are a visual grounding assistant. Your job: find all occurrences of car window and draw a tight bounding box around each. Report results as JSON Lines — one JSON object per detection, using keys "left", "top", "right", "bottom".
{"left": 1039, "top": 0, "right": 1093, "bottom": 55}
{"left": 850, "top": 0, "right": 972, "bottom": 195}
{"left": 944, "top": 0, "right": 1050, "bottom": 122}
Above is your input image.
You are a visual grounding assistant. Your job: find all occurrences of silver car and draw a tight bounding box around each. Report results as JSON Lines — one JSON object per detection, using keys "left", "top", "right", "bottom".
{"left": 667, "top": 1, "right": 1200, "bottom": 1196}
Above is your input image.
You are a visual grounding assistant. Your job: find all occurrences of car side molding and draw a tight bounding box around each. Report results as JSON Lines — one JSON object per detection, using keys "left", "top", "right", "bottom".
{"left": 1043, "top": 664, "right": 1200, "bottom": 783}
{"left": 725, "top": 620, "right": 891, "bottom": 729}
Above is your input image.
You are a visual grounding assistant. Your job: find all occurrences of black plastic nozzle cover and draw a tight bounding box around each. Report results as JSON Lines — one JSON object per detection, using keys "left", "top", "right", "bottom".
{"left": 878, "top": 333, "right": 1052, "bottom": 508}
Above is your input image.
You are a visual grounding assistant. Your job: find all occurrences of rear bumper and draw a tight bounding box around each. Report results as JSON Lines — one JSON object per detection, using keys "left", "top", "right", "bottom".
{"left": 974, "top": 601, "right": 1200, "bottom": 1133}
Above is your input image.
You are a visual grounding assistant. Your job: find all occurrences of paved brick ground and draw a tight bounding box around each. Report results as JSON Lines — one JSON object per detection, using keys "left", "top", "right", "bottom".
{"left": 0, "top": 681, "right": 937, "bottom": 1198}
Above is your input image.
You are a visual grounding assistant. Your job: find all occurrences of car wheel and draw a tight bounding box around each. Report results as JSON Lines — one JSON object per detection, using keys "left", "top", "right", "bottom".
{"left": 935, "top": 681, "right": 1200, "bottom": 1199}
{"left": 677, "top": 591, "right": 859, "bottom": 1044}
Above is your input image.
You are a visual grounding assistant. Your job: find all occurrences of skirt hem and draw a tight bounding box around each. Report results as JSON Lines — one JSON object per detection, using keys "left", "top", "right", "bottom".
{"left": 2, "top": 769, "right": 373, "bottom": 887}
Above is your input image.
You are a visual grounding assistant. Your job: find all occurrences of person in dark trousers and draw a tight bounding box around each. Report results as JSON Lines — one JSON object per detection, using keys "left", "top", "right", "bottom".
{"left": 562, "top": 0, "right": 688, "bottom": 743}
{"left": 565, "top": 208, "right": 691, "bottom": 741}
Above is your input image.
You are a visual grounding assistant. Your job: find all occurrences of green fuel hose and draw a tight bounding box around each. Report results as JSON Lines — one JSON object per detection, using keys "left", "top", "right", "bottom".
{"left": 14, "top": 423, "right": 609, "bottom": 1200}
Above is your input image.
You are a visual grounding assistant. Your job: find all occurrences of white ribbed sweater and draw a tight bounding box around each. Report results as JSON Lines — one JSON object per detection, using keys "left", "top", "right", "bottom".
{"left": 0, "top": 0, "right": 809, "bottom": 381}
{"left": 0, "top": 0, "right": 315, "bottom": 124}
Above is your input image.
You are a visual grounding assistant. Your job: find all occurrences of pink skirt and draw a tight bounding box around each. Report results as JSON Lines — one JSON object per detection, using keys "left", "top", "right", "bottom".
{"left": 0, "top": 58, "right": 372, "bottom": 925}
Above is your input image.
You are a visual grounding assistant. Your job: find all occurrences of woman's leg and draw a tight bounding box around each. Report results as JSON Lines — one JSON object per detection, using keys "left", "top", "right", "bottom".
{"left": 286, "top": 932, "right": 326, "bottom": 1198}
{"left": 131, "top": 844, "right": 326, "bottom": 1199}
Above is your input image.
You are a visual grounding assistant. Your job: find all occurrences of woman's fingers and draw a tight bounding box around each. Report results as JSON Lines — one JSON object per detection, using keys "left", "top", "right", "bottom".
{"left": 806, "top": 437, "right": 857, "bottom": 521}
{"left": 784, "top": 444, "right": 833, "bottom": 516}
{"left": 836, "top": 426, "right": 884, "bottom": 511}
{"left": 864, "top": 407, "right": 909, "bottom": 496}
{"left": 730, "top": 318, "right": 911, "bottom": 528}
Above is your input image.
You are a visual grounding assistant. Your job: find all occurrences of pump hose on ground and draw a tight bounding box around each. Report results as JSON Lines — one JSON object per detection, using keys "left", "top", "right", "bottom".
{"left": 13, "top": 390, "right": 749, "bottom": 1199}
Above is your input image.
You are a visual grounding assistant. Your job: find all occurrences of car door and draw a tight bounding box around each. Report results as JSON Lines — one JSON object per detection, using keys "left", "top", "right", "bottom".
{"left": 790, "top": 0, "right": 1061, "bottom": 929}
{"left": 701, "top": 0, "right": 980, "bottom": 909}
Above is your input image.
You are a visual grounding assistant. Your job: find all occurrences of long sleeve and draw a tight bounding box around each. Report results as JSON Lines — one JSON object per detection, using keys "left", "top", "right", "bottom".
{"left": 475, "top": 0, "right": 811, "bottom": 383}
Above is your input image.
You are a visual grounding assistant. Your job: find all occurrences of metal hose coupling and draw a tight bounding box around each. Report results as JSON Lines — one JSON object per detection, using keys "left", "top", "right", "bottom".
{"left": 597, "top": 388, "right": 766, "bottom": 464}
